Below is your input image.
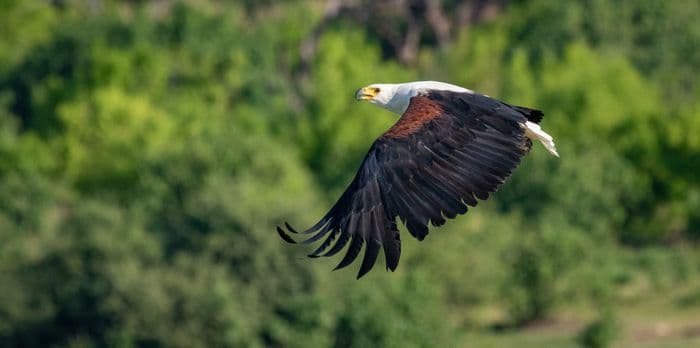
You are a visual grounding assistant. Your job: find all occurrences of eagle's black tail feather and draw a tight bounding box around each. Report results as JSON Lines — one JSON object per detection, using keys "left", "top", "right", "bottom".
{"left": 512, "top": 105, "right": 544, "bottom": 124}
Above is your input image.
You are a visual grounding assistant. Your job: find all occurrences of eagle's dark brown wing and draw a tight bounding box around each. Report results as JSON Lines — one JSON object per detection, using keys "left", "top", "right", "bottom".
{"left": 278, "top": 91, "right": 539, "bottom": 278}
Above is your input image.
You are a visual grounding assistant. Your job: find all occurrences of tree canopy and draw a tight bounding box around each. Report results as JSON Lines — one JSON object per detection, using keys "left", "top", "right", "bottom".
{"left": 1, "top": 1, "right": 700, "bottom": 347}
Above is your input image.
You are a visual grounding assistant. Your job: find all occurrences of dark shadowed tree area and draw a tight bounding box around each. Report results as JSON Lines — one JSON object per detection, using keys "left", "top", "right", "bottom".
{"left": 1, "top": 1, "right": 700, "bottom": 347}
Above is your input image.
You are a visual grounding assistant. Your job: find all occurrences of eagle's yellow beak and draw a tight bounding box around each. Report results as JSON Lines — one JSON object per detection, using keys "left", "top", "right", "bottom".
{"left": 355, "top": 87, "right": 380, "bottom": 101}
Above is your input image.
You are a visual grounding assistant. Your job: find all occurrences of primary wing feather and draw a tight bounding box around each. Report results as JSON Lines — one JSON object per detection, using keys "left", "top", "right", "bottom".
{"left": 278, "top": 91, "right": 535, "bottom": 278}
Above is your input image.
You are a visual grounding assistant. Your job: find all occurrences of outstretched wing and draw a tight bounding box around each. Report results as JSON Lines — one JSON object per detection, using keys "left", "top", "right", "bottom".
{"left": 278, "top": 91, "right": 536, "bottom": 278}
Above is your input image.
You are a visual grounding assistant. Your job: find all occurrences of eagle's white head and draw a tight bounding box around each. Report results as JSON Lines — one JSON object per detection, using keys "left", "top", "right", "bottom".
{"left": 355, "top": 81, "right": 473, "bottom": 114}
{"left": 355, "top": 83, "right": 405, "bottom": 114}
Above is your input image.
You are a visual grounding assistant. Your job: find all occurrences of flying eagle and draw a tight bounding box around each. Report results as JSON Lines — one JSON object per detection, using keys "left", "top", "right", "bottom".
{"left": 278, "top": 81, "right": 558, "bottom": 278}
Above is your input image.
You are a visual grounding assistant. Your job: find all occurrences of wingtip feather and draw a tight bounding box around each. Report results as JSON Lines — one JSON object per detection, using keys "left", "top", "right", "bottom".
{"left": 284, "top": 221, "right": 299, "bottom": 234}
{"left": 277, "top": 226, "right": 297, "bottom": 244}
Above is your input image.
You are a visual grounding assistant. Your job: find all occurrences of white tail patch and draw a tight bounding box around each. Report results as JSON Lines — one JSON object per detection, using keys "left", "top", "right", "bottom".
{"left": 523, "top": 121, "right": 559, "bottom": 157}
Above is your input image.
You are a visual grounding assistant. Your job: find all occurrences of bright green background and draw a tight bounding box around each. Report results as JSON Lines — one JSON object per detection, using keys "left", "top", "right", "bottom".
{"left": 1, "top": 1, "right": 700, "bottom": 347}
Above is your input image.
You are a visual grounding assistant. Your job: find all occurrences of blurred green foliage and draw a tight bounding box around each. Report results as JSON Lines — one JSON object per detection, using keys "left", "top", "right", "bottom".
{"left": 577, "top": 311, "right": 618, "bottom": 348}
{"left": 1, "top": 0, "right": 699, "bottom": 347}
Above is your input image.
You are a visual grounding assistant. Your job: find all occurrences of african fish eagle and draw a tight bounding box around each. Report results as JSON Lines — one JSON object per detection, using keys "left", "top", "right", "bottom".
{"left": 278, "top": 81, "right": 558, "bottom": 278}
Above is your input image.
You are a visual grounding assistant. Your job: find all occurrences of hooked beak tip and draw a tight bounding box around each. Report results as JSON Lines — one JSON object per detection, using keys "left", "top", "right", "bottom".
{"left": 355, "top": 87, "right": 374, "bottom": 101}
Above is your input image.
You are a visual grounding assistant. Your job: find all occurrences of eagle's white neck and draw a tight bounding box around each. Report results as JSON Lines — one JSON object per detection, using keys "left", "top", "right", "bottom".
{"left": 366, "top": 81, "right": 473, "bottom": 114}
